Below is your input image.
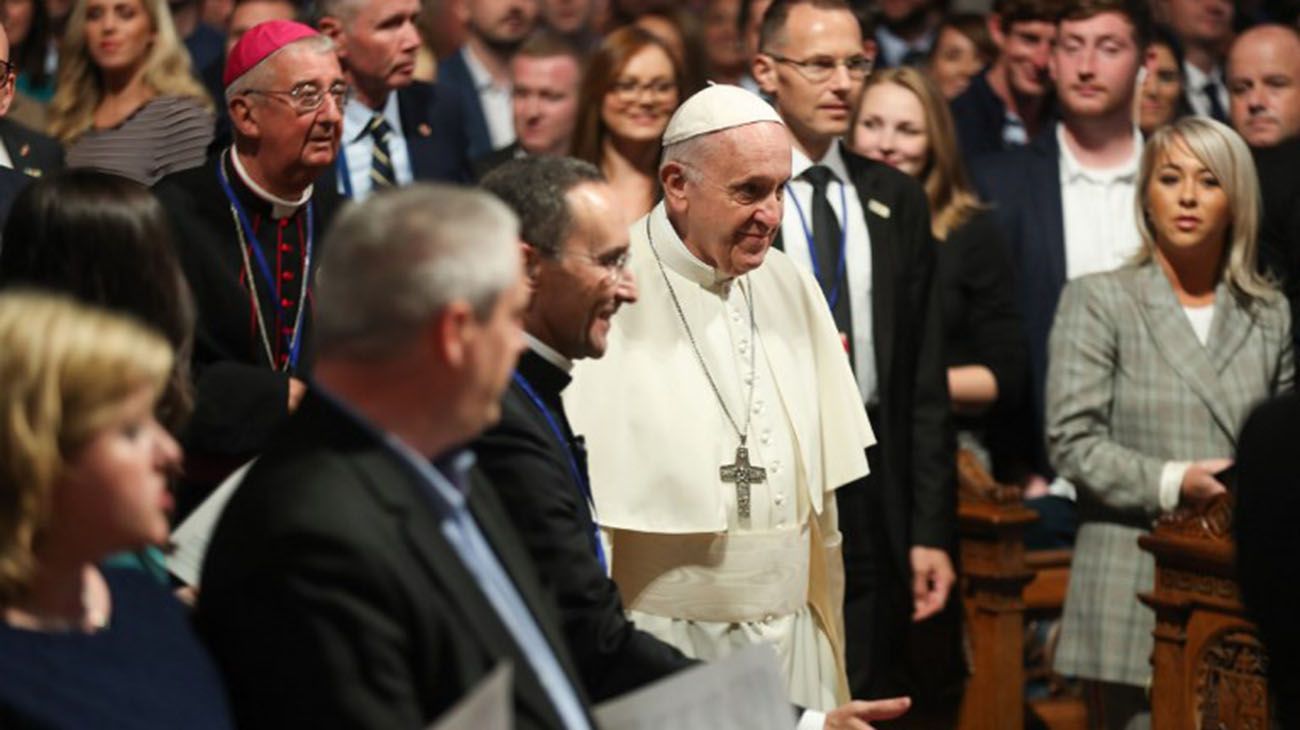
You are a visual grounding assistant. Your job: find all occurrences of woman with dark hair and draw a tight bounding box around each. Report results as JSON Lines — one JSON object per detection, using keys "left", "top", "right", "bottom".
{"left": 571, "top": 25, "right": 682, "bottom": 225}
{"left": 634, "top": 8, "right": 708, "bottom": 97}
{"left": 3, "top": 0, "right": 56, "bottom": 105}
{"left": 0, "top": 292, "right": 233, "bottom": 730}
{"left": 1136, "top": 24, "right": 1192, "bottom": 136}
{"left": 0, "top": 169, "right": 195, "bottom": 435}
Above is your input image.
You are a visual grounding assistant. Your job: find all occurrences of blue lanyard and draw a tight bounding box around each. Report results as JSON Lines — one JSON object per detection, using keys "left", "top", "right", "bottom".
{"left": 216, "top": 152, "right": 314, "bottom": 370}
{"left": 335, "top": 147, "right": 353, "bottom": 199}
{"left": 786, "top": 180, "right": 849, "bottom": 310}
{"left": 511, "top": 372, "right": 608, "bottom": 572}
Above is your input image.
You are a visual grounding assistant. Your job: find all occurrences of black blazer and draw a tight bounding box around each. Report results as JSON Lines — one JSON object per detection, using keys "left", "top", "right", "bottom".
{"left": 436, "top": 47, "right": 495, "bottom": 162}
{"left": 395, "top": 81, "right": 473, "bottom": 185}
{"left": 970, "top": 130, "right": 1065, "bottom": 474}
{"left": 777, "top": 145, "right": 956, "bottom": 570}
{"left": 197, "top": 391, "right": 591, "bottom": 730}
{"left": 949, "top": 71, "right": 1056, "bottom": 166}
{"left": 0, "top": 118, "right": 63, "bottom": 179}
{"left": 1253, "top": 137, "right": 1300, "bottom": 354}
{"left": 472, "top": 141, "right": 524, "bottom": 182}
{"left": 473, "top": 349, "right": 696, "bottom": 703}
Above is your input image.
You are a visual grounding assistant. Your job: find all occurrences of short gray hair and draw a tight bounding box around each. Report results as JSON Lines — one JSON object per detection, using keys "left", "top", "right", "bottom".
{"left": 313, "top": 185, "right": 522, "bottom": 359}
{"left": 480, "top": 156, "right": 604, "bottom": 256}
{"left": 225, "top": 34, "right": 336, "bottom": 102}
{"left": 660, "top": 133, "right": 715, "bottom": 182}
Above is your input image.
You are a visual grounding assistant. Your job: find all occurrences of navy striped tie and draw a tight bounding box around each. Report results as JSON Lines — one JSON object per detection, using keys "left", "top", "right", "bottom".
{"left": 367, "top": 115, "right": 396, "bottom": 189}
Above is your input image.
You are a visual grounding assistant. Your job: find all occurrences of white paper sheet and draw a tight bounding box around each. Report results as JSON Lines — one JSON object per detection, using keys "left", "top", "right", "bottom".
{"left": 427, "top": 662, "right": 513, "bottom": 730}
{"left": 593, "top": 643, "right": 794, "bottom": 730}
{"left": 165, "top": 459, "right": 255, "bottom": 586}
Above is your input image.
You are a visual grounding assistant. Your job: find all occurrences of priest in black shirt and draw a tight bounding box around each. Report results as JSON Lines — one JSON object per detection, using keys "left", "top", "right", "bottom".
{"left": 155, "top": 20, "right": 345, "bottom": 510}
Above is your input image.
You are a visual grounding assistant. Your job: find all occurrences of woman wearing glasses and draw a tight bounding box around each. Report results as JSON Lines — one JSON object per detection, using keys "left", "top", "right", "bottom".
{"left": 572, "top": 26, "right": 682, "bottom": 226}
{"left": 850, "top": 67, "right": 1026, "bottom": 478}
{"left": 46, "top": 0, "right": 212, "bottom": 185}
{"left": 0, "top": 292, "right": 233, "bottom": 730}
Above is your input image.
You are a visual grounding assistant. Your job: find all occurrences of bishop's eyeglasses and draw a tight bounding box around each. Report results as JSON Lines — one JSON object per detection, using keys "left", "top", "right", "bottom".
{"left": 243, "top": 81, "right": 349, "bottom": 114}
{"left": 762, "top": 52, "right": 874, "bottom": 83}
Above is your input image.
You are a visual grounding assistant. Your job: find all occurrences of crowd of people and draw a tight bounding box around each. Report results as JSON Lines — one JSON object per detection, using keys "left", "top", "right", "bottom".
{"left": 0, "top": 0, "right": 1299, "bottom": 727}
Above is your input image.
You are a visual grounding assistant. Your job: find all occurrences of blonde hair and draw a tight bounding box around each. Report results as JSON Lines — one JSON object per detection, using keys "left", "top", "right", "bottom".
{"left": 1133, "top": 116, "right": 1274, "bottom": 304}
{"left": 0, "top": 291, "right": 172, "bottom": 604}
{"left": 853, "top": 67, "right": 983, "bottom": 241}
{"left": 47, "top": 0, "right": 213, "bottom": 144}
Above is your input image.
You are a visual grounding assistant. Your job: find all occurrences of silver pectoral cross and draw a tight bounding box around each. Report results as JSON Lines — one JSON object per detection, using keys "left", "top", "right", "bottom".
{"left": 720, "top": 444, "right": 766, "bottom": 520}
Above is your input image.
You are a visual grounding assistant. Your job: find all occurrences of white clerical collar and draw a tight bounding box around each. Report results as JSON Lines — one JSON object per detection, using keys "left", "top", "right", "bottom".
{"left": 525, "top": 332, "right": 573, "bottom": 373}
{"left": 790, "top": 140, "right": 850, "bottom": 184}
{"left": 229, "top": 148, "right": 313, "bottom": 219}
{"left": 1056, "top": 122, "right": 1142, "bottom": 185}
{"left": 646, "top": 202, "right": 736, "bottom": 290}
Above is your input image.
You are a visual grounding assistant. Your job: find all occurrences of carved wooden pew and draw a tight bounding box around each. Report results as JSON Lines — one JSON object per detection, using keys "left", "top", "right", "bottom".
{"left": 1138, "top": 494, "right": 1271, "bottom": 730}
{"left": 955, "top": 450, "right": 1038, "bottom": 730}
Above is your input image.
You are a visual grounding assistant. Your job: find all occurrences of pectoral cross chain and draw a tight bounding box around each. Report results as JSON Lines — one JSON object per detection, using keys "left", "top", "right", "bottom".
{"left": 720, "top": 444, "right": 766, "bottom": 519}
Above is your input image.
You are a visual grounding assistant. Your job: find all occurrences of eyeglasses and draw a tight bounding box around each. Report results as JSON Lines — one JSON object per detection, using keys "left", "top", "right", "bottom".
{"left": 763, "top": 52, "right": 874, "bottom": 83}
{"left": 609, "top": 78, "right": 678, "bottom": 102}
{"left": 558, "top": 248, "right": 633, "bottom": 285}
{"left": 244, "top": 81, "right": 348, "bottom": 114}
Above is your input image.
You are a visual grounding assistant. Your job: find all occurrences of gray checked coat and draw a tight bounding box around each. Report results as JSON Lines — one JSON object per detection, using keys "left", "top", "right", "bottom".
{"left": 1047, "top": 263, "right": 1294, "bottom": 686}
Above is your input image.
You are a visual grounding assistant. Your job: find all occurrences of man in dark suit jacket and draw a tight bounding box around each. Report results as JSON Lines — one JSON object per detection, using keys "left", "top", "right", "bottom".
{"left": 475, "top": 157, "right": 693, "bottom": 703}
{"left": 949, "top": 0, "right": 1058, "bottom": 162}
{"left": 198, "top": 184, "right": 593, "bottom": 730}
{"left": 0, "top": 119, "right": 62, "bottom": 179}
{"left": 317, "top": 0, "right": 472, "bottom": 197}
{"left": 1254, "top": 135, "right": 1300, "bottom": 353}
{"left": 438, "top": 0, "right": 539, "bottom": 161}
{"left": 754, "top": 0, "right": 957, "bottom": 706}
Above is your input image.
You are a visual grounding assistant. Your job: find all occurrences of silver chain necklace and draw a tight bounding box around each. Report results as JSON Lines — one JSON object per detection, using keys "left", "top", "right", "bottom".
{"left": 645, "top": 216, "right": 767, "bottom": 519}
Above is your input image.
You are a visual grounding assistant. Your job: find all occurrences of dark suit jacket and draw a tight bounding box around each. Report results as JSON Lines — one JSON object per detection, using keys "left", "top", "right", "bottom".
{"left": 396, "top": 81, "right": 473, "bottom": 184}
{"left": 970, "top": 130, "right": 1065, "bottom": 475}
{"left": 949, "top": 70, "right": 1055, "bottom": 166}
{"left": 198, "top": 390, "right": 590, "bottom": 730}
{"left": 472, "top": 141, "right": 525, "bottom": 182}
{"left": 0, "top": 166, "right": 32, "bottom": 227}
{"left": 1253, "top": 136, "right": 1300, "bottom": 354}
{"left": 0, "top": 118, "right": 63, "bottom": 178}
{"left": 777, "top": 145, "right": 956, "bottom": 571}
{"left": 1236, "top": 394, "right": 1300, "bottom": 728}
{"left": 436, "top": 47, "right": 495, "bottom": 162}
{"left": 473, "top": 349, "right": 696, "bottom": 703}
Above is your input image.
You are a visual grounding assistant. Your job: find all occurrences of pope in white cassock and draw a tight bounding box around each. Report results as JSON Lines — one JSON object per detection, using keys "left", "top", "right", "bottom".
{"left": 564, "top": 84, "right": 875, "bottom": 711}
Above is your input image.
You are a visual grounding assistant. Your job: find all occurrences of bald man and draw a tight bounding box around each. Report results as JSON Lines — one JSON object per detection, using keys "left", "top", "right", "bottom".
{"left": 1227, "top": 24, "right": 1300, "bottom": 148}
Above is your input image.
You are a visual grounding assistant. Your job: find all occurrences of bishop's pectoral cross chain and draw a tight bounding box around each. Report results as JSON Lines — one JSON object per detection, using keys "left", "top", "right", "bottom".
{"left": 646, "top": 217, "right": 767, "bottom": 520}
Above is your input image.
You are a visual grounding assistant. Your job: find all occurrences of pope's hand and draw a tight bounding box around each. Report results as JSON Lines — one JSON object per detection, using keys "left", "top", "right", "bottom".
{"left": 824, "top": 696, "right": 911, "bottom": 729}
{"left": 910, "top": 546, "right": 955, "bottom": 621}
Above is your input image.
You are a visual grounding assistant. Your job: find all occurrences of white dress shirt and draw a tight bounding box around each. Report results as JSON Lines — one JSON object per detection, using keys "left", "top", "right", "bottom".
{"left": 1058, "top": 123, "right": 1143, "bottom": 281}
{"left": 461, "top": 45, "right": 516, "bottom": 150}
{"left": 341, "top": 91, "right": 413, "bottom": 201}
{"left": 782, "top": 143, "right": 878, "bottom": 406}
{"left": 1183, "top": 62, "right": 1230, "bottom": 120}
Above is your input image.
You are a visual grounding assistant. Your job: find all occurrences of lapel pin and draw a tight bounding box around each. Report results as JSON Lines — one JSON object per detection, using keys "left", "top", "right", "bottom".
{"left": 19, "top": 144, "right": 30, "bottom": 157}
{"left": 868, "top": 199, "right": 891, "bottom": 219}
{"left": 417, "top": 123, "right": 432, "bottom": 137}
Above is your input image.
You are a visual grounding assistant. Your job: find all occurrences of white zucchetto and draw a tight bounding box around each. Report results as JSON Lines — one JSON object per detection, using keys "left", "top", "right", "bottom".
{"left": 661, "top": 83, "right": 785, "bottom": 147}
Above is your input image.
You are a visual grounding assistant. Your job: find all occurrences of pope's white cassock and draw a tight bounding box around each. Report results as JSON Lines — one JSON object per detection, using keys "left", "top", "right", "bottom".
{"left": 564, "top": 201, "right": 875, "bottom": 711}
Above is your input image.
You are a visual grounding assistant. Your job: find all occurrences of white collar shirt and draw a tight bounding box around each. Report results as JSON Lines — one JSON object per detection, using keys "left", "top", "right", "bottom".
{"left": 1058, "top": 123, "right": 1143, "bottom": 282}
{"left": 781, "top": 142, "right": 877, "bottom": 406}
{"left": 341, "top": 91, "right": 413, "bottom": 201}
{"left": 1183, "top": 61, "right": 1229, "bottom": 119}
{"left": 462, "top": 45, "right": 517, "bottom": 150}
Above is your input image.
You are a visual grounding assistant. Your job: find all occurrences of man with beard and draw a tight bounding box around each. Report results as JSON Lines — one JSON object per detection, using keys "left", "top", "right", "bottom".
{"left": 439, "top": 0, "right": 540, "bottom": 160}
{"left": 154, "top": 21, "right": 346, "bottom": 511}
{"left": 950, "top": 0, "right": 1061, "bottom": 160}
{"left": 972, "top": 0, "right": 1149, "bottom": 531}
{"left": 317, "top": 0, "right": 473, "bottom": 198}
{"left": 564, "top": 84, "right": 879, "bottom": 714}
